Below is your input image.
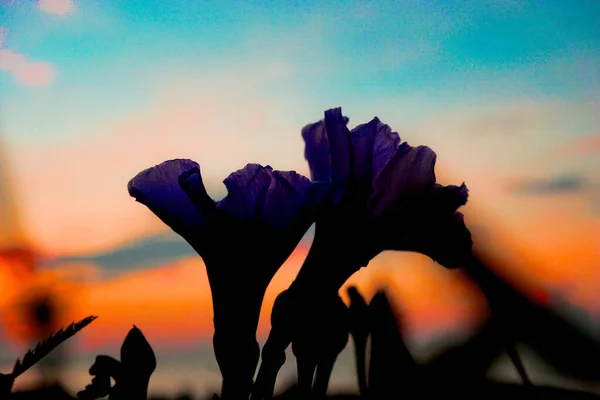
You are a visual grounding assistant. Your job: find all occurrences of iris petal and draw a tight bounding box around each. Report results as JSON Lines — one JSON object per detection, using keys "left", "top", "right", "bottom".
{"left": 127, "top": 159, "right": 209, "bottom": 241}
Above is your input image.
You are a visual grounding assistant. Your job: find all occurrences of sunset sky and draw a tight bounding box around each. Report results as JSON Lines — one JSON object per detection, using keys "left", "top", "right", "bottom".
{"left": 0, "top": 0, "right": 599, "bottom": 383}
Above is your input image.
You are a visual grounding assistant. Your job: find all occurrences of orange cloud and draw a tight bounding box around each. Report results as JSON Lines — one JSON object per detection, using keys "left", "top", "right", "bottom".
{"left": 571, "top": 134, "right": 600, "bottom": 154}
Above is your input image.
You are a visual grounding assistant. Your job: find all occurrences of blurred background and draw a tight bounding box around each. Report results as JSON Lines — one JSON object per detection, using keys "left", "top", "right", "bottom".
{"left": 0, "top": 0, "right": 599, "bottom": 397}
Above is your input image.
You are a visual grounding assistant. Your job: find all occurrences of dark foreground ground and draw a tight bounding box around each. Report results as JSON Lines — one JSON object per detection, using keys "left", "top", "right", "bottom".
{"left": 9, "top": 381, "right": 600, "bottom": 400}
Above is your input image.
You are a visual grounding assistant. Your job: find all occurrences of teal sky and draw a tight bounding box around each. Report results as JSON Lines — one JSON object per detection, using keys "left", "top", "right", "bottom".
{"left": 3, "top": 0, "right": 600, "bottom": 140}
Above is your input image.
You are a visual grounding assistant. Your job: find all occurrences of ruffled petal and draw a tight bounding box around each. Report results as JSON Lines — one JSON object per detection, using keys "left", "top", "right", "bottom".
{"left": 178, "top": 165, "right": 218, "bottom": 223}
{"left": 324, "top": 108, "right": 353, "bottom": 187}
{"left": 217, "top": 163, "right": 273, "bottom": 223}
{"left": 348, "top": 119, "right": 377, "bottom": 194}
{"left": 368, "top": 144, "right": 437, "bottom": 217}
{"left": 348, "top": 117, "right": 401, "bottom": 200}
{"left": 261, "top": 170, "right": 313, "bottom": 232}
{"left": 428, "top": 183, "right": 469, "bottom": 215}
{"left": 127, "top": 159, "right": 209, "bottom": 239}
{"left": 302, "top": 121, "right": 331, "bottom": 182}
{"left": 371, "top": 120, "right": 401, "bottom": 183}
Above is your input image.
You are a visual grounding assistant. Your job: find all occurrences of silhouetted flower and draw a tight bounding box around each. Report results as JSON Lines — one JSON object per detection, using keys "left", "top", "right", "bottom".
{"left": 128, "top": 159, "right": 328, "bottom": 400}
{"left": 254, "top": 109, "right": 472, "bottom": 399}
{"left": 302, "top": 107, "right": 472, "bottom": 279}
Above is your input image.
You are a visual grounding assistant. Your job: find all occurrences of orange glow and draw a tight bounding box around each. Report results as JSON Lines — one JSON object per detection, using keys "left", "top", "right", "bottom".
{"left": 0, "top": 164, "right": 597, "bottom": 351}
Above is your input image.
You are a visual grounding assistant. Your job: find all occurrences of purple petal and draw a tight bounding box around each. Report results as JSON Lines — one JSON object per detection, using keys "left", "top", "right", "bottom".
{"left": 127, "top": 159, "right": 209, "bottom": 239}
{"left": 368, "top": 144, "right": 437, "bottom": 217}
{"left": 378, "top": 211, "right": 472, "bottom": 269}
{"left": 371, "top": 120, "right": 401, "bottom": 183}
{"left": 324, "top": 108, "right": 353, "bottom": 186}
{"left": 178, "top": 166, "right": 217, "bottom": 220}
{"left": 302, "top": 121, "right": 331, "bottom": 182}
{"left": 302, "top": 114, "right": 350, "bottom": 183}
{"left": 262, "top": 170, "right": 314, "bottom": 232}
{"left": 217, "top": 163, "right": 273, "bottom": 223}
{"left": 348, "top": 117, "right": 401, "bottom": 198}
{"left": 348, "top": 119, "right": 377, "bottom": 193}
{"left": 429, "top": 183, "right": 469, "bottom": 214}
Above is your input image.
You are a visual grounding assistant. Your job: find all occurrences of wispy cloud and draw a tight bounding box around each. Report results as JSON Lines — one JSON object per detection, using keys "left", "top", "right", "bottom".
{"left": 507, "top": 174, "right": 588, "bottom": 195}
{"left": 461, "top": 103, "right": 549, "bottom": 136}
{"left": 0, "top": 29, "right": 55, "bottom": 87}
{"left": 570, "top": 134, "right": 600, "bottom": 155}
{"left": 45, "top": 223, "right": 315, "bottom": 278}
{"left": 38, "top": 0, "right": 75, "bottom": 16}
{"left": 49, "top": 232, "right": 197, "bottom": 273}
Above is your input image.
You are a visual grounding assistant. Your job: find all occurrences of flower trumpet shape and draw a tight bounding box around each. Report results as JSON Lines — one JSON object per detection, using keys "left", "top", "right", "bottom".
{"left": 128, "top": 159, "right": 329, "bottom": 400}
{"left": 297, "top": 107, "right": 472, "bottom": 289}
{"left": 252, "top": 108, "right": 472, "bottom": 399}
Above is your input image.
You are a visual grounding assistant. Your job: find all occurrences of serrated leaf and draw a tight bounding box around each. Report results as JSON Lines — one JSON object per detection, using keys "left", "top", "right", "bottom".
{"left": 11, "top": 315, "right": 98, "bottom": 378}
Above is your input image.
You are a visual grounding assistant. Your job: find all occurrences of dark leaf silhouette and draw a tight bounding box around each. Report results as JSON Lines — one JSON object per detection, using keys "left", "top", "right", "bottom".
{"left": 77, "top": 325, "right": 156, "bottom": 400}
{"left": 0, "top": 370, "right": 15, "bottom": 399}
{"left": 368, "top": 290, "right": 418, "bottom": 400}
{"left": 425, "top": 318, "right": 501, "bottom": 385}
{"left": 346, "top": 287, "right": 369, "bottom": 398}
{"left": 465, "top": 251, "right": 600, "bottom": 382}
{"left": 463, "top": 256, "right": 532, "bottom": 385}
{"left": 12, "top": 316, "right": 98, "bottom": 379}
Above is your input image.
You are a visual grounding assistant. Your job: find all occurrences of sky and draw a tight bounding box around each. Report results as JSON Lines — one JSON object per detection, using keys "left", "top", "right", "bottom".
{"left": 0, "top": 0, "right": 599, "bottom": 393}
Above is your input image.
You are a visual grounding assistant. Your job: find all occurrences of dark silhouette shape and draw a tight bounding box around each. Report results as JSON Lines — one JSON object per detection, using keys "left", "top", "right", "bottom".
{"left": 128, "top": 160, "right": 329, "bottom": 400}
{"left": 253, "top": 107, "right": 471, "bottom": 400}
{"left": 355, "top": 282, "right": 600, "bottom": 399}
{"left": 78, "top": 325, "right": 156, "bottom": 400}
{"left": 367, "top": 290, "right": 418, "bottom": 400}
{"left": 425, "top": 318, "right": 501, "bottom": 386}
{"left": 462, "top": 256, "right": 532, "bottom": 385}
{"left": 464, "top": 251, "right": 600, "bottom": 382}
{"left": 253, "top": 291, "right": 294, "bottom": 400}
{"left": 346, "top": 287, "right": 369, "bottom": 398}
{"left": 254, "top": 289, "right": 350, "bottom": 400}
{"left": 0, "top": 371, "right": 15, "bottom": 399}
{"left": 293, "top": 292, "right": 349, "bottom": 399}
{"left": 1, "top": 316, "right": 97, "bottom": 398}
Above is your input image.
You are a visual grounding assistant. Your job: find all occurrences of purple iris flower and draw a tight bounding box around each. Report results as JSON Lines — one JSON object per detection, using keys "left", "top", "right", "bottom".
{"left": 128, "top": 159, "right": 328, "bottom": 400}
